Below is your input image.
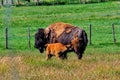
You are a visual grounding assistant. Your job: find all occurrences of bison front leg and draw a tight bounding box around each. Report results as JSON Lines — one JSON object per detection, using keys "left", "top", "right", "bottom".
{"left": 60, "top": 52, "right": 67, "bottom": 60}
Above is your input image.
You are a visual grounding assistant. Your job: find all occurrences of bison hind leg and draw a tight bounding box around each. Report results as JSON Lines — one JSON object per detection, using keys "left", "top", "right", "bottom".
{"left": 77, "top": 53, "right": 83, "bottom": 59}
{"left": 76, "top": 49, "right": 85, "bottom": 59}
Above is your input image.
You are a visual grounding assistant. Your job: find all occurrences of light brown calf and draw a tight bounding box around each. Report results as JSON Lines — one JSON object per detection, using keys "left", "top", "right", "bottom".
{"left": 45, "top": 43, "right": 70, "bottom": 60}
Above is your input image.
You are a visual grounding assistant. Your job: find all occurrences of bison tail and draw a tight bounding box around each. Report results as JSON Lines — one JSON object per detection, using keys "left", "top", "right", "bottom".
{"left": 83, "top": 31, "right": 88, "bottom": 46}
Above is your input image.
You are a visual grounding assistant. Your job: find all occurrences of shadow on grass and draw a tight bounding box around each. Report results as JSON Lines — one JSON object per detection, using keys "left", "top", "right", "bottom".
{"left": 88, "top": 42, "right": 120, "bottom": 48}
{"left": 99, "top": 42, "right": 120, "bottom": 46}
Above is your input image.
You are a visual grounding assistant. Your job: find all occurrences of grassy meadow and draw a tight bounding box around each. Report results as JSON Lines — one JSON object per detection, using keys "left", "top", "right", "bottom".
{"left": 0, "top": 1, "right": 120, "bottom": 80}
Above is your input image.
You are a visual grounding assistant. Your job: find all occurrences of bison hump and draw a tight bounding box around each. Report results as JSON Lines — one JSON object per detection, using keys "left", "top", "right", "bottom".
{"left": 48, "top": 22, "right": 75, "bottom": 38}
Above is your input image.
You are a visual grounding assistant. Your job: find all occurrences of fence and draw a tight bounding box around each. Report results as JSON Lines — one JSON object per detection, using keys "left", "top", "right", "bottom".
{"left": 4, "top": 27, "right": 32, "bottom": 49}
{"left": 0, "top": 24, "right": 119, "bottom": 49}
{"left": 0, "top": 27, "right": 36, "bottom": 49}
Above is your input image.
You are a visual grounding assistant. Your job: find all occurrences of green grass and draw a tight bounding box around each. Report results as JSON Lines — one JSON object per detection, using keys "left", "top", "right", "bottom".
{"left": 0, "top": 1, "right": 120, "bottom": 80}
{"left": 0, "top": 1, "right": 120, "bottom": 52}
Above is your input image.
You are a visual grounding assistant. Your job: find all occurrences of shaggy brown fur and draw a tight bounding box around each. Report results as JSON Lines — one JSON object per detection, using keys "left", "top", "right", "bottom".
{"left": 45, "top": 43, "right": 70, "bottom": 60}
{"left": 34, "top": 22, "right": 88, "bottom": 59}
{"left": 45, "top": 22, "right": 74, "bottom": 39}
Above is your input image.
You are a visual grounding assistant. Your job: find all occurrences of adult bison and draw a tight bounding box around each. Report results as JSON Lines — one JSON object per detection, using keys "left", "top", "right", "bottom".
{"left": 34, "top": 22, "right": 88, "bottom": 59}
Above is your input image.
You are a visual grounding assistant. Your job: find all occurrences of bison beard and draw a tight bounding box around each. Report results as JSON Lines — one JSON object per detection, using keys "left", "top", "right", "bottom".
{"left": 34, "top": 22, "right": 88, "bottom": 59}
{"left": 34, "top": 29, "right": 47, "bottom": 53}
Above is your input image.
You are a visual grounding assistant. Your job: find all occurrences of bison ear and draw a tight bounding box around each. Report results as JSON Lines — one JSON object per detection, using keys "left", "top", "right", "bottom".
{"left": 38, "top": 28, "right": 44, "bottom": 33}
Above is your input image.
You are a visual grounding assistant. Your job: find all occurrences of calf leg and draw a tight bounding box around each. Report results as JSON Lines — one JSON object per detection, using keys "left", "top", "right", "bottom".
{"left": 46, "top": 54, "right": 49, "bottom": 60}
{"left": 46, "top": 54, "right": 52, "bottom": 60}
{"left": 55, "top": 52, "right": 60, "bottom": 60}
{"left": 46, "top": 49, "right": 52, "bottom": 60}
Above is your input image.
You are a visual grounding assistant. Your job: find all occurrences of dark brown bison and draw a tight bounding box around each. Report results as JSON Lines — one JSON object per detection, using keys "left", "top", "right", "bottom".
{"left": 34, "top": 22, "right": 88, "bottom": 59}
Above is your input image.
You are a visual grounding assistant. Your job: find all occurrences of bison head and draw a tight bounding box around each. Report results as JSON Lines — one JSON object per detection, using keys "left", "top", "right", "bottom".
{"left": 34, "top": 28, "right": 47, "bottom": 53}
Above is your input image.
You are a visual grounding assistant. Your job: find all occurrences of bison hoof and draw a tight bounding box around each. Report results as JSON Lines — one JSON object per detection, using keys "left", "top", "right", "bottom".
{"left": 78, "top": 54, "right": 83, "bottom": 59}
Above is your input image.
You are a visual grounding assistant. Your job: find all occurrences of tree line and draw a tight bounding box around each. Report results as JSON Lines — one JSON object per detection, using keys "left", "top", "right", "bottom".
{"left": 0, "top": 0, "right": 119, "bottom": 6}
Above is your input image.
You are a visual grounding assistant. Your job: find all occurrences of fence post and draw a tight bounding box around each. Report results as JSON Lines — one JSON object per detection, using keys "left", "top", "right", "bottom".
{"left": 89, "top": 24, "right": 92, "bottom": 45}
{"left": 5, "top": 27, "right": 8, "bottom": 49}
{"left": 112, "top": 24, "right": 116, "bottom": 44}
{"left": 28, "top": 27, "right": 31, "bottom": 48}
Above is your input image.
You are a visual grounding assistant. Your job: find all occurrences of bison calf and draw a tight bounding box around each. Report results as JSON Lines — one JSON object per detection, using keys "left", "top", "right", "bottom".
{"left": 45, "top": 43, "right": 70, "bottom": 60}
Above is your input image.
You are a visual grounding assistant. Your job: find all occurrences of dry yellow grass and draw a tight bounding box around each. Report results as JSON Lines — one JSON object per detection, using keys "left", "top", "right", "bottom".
{"left": 0, "top": 53, "right": 120, "bottom": 80}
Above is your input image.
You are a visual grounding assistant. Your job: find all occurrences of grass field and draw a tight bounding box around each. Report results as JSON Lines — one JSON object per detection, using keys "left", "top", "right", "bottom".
{"left": 0, "top": 1, "right": 120, "bottom": 80}
{"left": 0, "top": 51, "right": 120, "bottom": 80}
